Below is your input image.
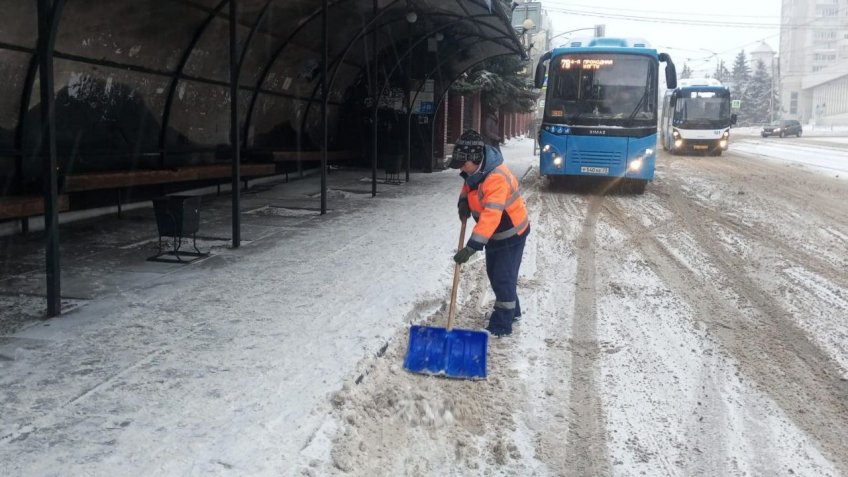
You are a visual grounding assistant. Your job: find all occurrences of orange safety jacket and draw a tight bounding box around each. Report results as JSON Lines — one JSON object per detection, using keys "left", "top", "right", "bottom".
{"left": 460, "top": 163, "right": 529, "bottom": 250}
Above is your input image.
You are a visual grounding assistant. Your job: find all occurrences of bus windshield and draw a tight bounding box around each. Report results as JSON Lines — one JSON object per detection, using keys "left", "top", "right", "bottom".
{"left": 673, "top": 90, "right": 731, "bottom": 129}
{"left": 544, "top": 53, "right": 656, "bottom": 126}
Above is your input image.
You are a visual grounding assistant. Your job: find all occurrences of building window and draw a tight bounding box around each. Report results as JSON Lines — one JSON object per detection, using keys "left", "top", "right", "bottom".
{"left": 815, "top": 31, "right": 836, "bottom": 40}
{"left": 790, "top": 92, "right": 798, "bottom": 114}
{"left": 815, "top": 6, "right": 838, "bottom": 16}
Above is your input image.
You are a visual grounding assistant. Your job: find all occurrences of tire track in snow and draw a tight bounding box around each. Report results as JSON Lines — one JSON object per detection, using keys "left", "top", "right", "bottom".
{"left": 565, "top": 195, "right": 612, "bottom": 476}
{"left": 658, "top": 179, "right": 848, "bottom": 291}
{"left": 679, "top": 155, "right": 848, "bottom": 275}
{"left": 522, "top": 185, "right": 583, "bottom": 475}
{"left": 684, "top": 153, "right": 848, "bottom": 234}
{"left": 604, "top": 191, "right": 848, "bottom": 475}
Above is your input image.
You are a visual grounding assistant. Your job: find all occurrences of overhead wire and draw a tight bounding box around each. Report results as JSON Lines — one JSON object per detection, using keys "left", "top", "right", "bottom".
{"left": 541, "top": 2, "right": 848, "bottom": 77}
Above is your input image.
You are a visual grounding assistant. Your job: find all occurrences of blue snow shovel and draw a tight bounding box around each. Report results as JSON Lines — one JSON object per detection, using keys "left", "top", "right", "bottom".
{"left": 404, "top": 218, "right": 489, "bottom": 379}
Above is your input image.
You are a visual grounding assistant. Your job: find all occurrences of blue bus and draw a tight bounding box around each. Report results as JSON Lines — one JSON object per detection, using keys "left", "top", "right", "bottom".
{"left": 660, "top": 78, "right": 736, "bottom": 156}
{"left": 533, "top": 37, "right": 677, "bottom": 193}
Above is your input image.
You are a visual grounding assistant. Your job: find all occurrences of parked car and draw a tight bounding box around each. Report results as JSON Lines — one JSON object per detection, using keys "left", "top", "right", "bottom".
{"left": 762, "top": 120, "right": 803, "bottom": 138}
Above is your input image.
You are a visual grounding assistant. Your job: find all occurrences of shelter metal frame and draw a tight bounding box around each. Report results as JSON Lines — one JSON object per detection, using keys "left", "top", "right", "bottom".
{"left": 13, "top": 0, "right": 523, "bottom": 316}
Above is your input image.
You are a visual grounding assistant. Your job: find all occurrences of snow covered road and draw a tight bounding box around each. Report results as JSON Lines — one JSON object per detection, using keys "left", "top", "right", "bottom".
{"left": 1, "top": 137, "right": 847, "bottom": 476}
{"left": 303, "top": 140, "right": 848, "bottom": 476}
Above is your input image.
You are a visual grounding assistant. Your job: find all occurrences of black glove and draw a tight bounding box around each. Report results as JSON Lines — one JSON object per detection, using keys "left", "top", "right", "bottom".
{"left": 453, "top": 246, "right": 476, "bottom": 264}
{"left": 457, "top": 199, "right": 470, "bottom": 221}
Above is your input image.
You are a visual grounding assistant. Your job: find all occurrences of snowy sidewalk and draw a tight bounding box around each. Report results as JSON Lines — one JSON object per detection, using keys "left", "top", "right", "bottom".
{"left": 0, "top": 139, "right": 536, "bottom": 475}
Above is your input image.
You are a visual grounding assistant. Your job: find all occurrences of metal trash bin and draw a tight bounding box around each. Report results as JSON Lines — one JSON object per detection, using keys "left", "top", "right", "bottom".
{"left": 382, "top": 154, "right": 403, "bottom": 184}
{"left": 149, "top": 195, "right": 207, "bottom": 263}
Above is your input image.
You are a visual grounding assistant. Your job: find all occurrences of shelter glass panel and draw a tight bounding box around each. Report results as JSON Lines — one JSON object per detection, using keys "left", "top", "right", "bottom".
{"left": 167, "top": 80, "right": 251, "bottom": 148}
{"left": 237, "top": 30, "right": 283, "bottom": 89}
{"left": 332, "top": 63, "right": 361, "bottom": 103}
{"left": 262, "top": 44, "right": 322, "bottom": 99}
{"left": 0, "top": 1, "right": 37, "bottom": 49}
{"left": 0, "top": 50, "right": 31, "bottom": 146}
{"left": 56, "top": 0, "right": 211, "bottom": 72}
{"left": 184, "top": 16, "right": 251, "bottom": 83}
{"left": 250, "top": 95, "right": 312, "bottom": 149}
{"left": 21, "top": 60, "right": 171, "bottom": 174}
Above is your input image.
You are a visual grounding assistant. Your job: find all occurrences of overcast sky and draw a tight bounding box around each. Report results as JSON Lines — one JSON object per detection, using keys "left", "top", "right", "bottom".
{"left": 539, "top": 0, "right": 782, "bottom": 76}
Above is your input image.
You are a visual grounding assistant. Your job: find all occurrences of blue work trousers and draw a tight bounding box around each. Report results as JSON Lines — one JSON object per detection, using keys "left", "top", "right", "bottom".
{"left": 485, "top": 228, "right": 528, "bottom": 333}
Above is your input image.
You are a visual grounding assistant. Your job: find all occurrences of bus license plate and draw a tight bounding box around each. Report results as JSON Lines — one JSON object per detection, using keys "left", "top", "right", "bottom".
{"left": 693, "top": 145, "right": 708, "bottom": 150}
{"left": 580, "top": 166, "right": 608, "bottom": 174}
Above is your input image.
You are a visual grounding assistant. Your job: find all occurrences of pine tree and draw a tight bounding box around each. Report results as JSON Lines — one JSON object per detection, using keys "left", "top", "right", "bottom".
{"left": 730, "top": 51, "right": 752, "bottom": 124}
{"left": 747, "top": 59, "right": 772, "bottom": 124}
{"left": 451, "top": 56, "right": 538, "bottom": 112}
{"left": 680, "top": 63, "right": 693, "bottom": 79}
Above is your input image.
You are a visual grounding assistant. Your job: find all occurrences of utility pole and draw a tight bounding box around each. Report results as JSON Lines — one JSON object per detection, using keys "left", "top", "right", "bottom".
{"left": 769, "top": 54, "right": 778, "bottom": 123}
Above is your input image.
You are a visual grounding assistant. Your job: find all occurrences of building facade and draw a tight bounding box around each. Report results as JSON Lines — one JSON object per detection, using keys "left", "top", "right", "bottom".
{"left": 779, "top": 0, "right": 848, "bottom": 125}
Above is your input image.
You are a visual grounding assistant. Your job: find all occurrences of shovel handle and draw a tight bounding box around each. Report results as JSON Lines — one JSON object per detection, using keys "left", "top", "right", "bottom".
{"left": 446, "top": 218, "right": 467, "bottom": 330}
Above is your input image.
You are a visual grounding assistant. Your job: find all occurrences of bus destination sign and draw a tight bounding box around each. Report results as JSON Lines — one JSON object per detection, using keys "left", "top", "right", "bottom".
{"left": 559, "top": 58, "right": 614, "bottom": 70}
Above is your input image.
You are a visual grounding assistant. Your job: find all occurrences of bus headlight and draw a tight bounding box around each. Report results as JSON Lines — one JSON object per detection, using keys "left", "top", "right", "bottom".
{"left": 553, "top": 155, "right": 564, "bottom": 167}
{"left": 628, "top": 158, "right": 643, "bottom": 172}
{"left": 644, "top": 148, "right": 654, "bottom": 156}
{"left": 542, "top": 144, "right": 551, "bottom": 153}
{"left": 719, "top": 139, "right": 727, "bottom": 148}
{"left": 674, "top": 139, "right": 683, "bottom": 148}
{"left": 722, "top": 131, "right": 730, "bottom": 139}
{"left": 672, "top": 129, "right": 680, "bottom": 139}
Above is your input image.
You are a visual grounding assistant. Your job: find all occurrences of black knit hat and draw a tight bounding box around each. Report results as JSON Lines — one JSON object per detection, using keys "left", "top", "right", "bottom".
{"left": 448, "top": 129, "right": 485, "bottom": 169}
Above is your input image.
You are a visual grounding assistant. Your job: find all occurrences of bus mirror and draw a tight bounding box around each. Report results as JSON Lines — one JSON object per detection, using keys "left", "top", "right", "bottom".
{"left": 665, "top": 63, "right": 677, "bottom": 89}
{"left": 534, "top": 61, "right": 547, "bottom": 89}
{"left": 658, "top": 53, "right": 677, "bottom": 89}
{"left": 731, "top": 113, "right": 737, "bottom": 125}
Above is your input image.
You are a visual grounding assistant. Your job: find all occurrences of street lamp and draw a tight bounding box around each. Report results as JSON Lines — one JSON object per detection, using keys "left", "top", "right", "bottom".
{"left": 516, "top": 18, "right": 535, "bottom": 55}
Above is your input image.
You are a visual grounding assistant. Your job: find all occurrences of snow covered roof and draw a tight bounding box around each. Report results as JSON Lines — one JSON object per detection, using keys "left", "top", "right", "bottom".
{"left": 751, "top": 41, "right": 775, "bottom": 55}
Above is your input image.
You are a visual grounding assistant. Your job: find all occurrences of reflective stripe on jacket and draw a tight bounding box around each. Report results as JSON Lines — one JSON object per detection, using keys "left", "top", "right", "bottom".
{"left": 460, "top": 163, "right": 529, "bottom": 250}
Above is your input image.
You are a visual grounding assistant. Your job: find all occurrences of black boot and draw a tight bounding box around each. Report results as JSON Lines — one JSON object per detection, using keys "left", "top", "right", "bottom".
{"left": 486, "top": 310, "right": 513, "bottom": 337}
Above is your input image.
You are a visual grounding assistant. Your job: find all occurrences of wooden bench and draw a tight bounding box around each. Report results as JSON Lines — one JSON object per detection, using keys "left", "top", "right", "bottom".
{"left": 0, "top": 194, "right": 70, "bottom": 233}
{"left": 0, "top": 195, "right": 70, "bottom": 220}
{"left": 2, "top": 164, "right": 276, "bottom": 233}
{"left": 60, "top": 164, "right": 276, "bottom": 218}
